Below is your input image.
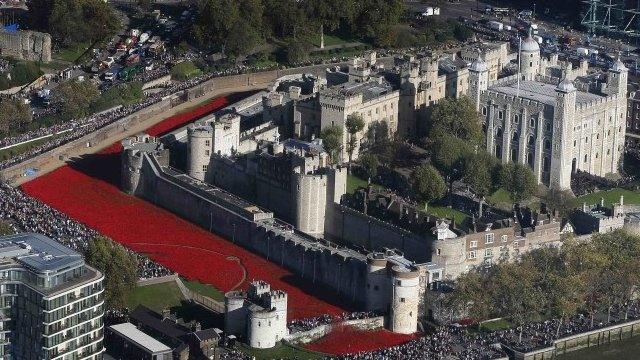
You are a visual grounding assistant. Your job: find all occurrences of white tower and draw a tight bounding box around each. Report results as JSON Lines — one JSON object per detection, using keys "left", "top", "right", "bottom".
{"left": 606, "top": 57, "right": 628, "bottom": 174}
{"left": 550, "top": 78, "right": 577, "bottom": 190}
{"left": 389, "top": 266, "right": 420, "bottom": 334}
{"left": 520, "top": 28, "right": 541, "bottom": 81}
{"left": 468, "top": 55, "right": 489, "bottom": 111}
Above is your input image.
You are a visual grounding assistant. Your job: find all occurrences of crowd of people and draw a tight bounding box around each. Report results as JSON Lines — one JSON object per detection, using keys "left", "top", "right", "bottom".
{"left": 0, "top": 45, "right": 409, "bottom": 171}
{"left": 0, "top": 182, "right": 172, "bottom": 280}
{"left": 288, "top": 311, "right": 382, "bottom": 334}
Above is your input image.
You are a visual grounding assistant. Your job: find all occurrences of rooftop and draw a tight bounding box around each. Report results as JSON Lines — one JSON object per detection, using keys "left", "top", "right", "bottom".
{"left": 109, "top": 322, "right": 172, "bottom": 354}
{"left": 322, "top": 80, "right": 394, "bottom": 102}
{"left": 0, "top": 233, "right": 84, "bottom": 274}
{"left": 489, "top": 80, "right": 602, "bottom": 106}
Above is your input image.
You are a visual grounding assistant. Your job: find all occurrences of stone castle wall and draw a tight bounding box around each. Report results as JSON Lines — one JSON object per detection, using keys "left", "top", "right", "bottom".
{"left": 132, "top": 154, "right": 369, "bottom": 306}
{"left": 0, "top": 30, "right": 51, "bottom": 62}
{"left": 328, "top": 203, "right": 432, "bottom": 263}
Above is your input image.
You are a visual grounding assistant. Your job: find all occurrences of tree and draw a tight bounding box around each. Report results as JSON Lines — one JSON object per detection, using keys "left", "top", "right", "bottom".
{"left": 499, "top": 163, "right": 537, "bottom": 203}
{"left": 359, "top": 153, "right": 379, "bottom": 183}
{"left": 0, "top": 98, "right": 32, "bottom": 134}
{"left": 428, "top": 97, "right": 483, "bottom": 147}
{"left": 320, "top": 126, "right": 343, "bottom": 163}
{"left": 543, "top": 188, "right": 577, "bottom": 217}
{"left": 285, "top": 39, "right": 310, "bottom": 64}
{"left": 86, "top": 237, "right": 138, "bottom": 310}
{"left": 411, "top": 164, "right": 446, "bottom": 211}
{"left": 53, "top": 79, "right": 100, "bottom": 120}
{"left": 0, "top": 220, "right": 14, "bottom": 236}
{"left": 48, "top": 0, "right": 119, "bottom": 47}
{"left": 345, "top": 114, "right": 365, "bottom": 163}
{"left": 193, "top": 0, "right": 240, "bottom": 50}
{"left": 461, "top": 153, "right": 493, "bottom": 198}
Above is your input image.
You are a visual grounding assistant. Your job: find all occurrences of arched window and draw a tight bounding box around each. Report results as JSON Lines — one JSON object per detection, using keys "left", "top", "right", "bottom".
{"left": 530, "top": 118, "right": 536, "bottom": 127}
{"left": 496, "top": 128, "right": 503, "bottom": 138}
{"left": 482, "top": 106, "right": 487, "bottom": 115}
{"left": 544, "top": 139, "right": 551, "bottom": 150}
{"left": 512, "top": 132, "right": 519, "bottom": 142}
{"left": 528, "top": 135, "right": 535, "bottom": 146}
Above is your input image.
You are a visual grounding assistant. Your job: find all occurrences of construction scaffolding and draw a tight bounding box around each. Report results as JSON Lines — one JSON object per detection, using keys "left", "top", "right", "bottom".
{"left": 582, "top": 0, "right": 640, "bottom": 38}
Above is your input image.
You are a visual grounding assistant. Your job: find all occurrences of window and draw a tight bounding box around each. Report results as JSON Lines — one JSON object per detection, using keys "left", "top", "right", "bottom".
{"left": 436, "top": 248, "right": 442, "bottom": 256}
{"left": 482, "top": 107, "right": 488, "bottom": 116}
{"left": 485, "top": 233, "right": 494, "bottom": 244}
{"left": 202, "top": 165, "right": 208, "bottom": 172}
{"left": 501, "top": 235, "right": 508, "bottom": 242}
{"left": 499, "top": 111, "right": 504, "bottom": 120}
{"left": 205, "top": 140, "right": 210, "bottom": 146}
{"left": 513, "top": 240, "right": 519, "bottom": 246}
{"left": 400, "top": 298, "right": 406, "bottom": 303}
{"left": 205, "top": 150, "right": 210, "bottom": 156}
{"left": 485, "top": 249, "right": 493, "bottom": 257}
{"left": 469, "top": 251, "right": 477, "bottom": 259}
{"left": 470, "top": 240, "right": 478, "bottom": 248}
{"left": 530, "top": 118, "right": 535, "bottom": 127}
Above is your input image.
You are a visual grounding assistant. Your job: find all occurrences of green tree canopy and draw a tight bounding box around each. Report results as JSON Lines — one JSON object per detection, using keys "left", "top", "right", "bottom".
{"left": 320, "top": 125, "right": 343, "bottom": 163}
{"left": 85, "top": 237, "right": 138, "bottom": 310}
{"left": 411, "top": 163, "right": 446, "bottom": 209}
{"left": 428, "top": 97, "right": 483, "bottom": 147}
{"left": 359, "top": 153, "right": 379, "bottom": 183}
{"left": 461, "top": 153, "right": 495, "bottom": 198}
{"left": 499, "top": 163, "right": 537, "bottom": 203}
{"left": 0, "top": 98, "right": 32, "bottom": 135}
{"left": 345, "top": 114, "right": 365, "bottom": 162}
{"left": 54, "top": 79, "right": 100, "bottom": 120}
{"left": 46, "top": 0, "right": 119, "bottom": 47}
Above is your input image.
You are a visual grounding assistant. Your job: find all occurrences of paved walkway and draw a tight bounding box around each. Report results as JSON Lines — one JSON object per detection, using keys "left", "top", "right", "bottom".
{"left": 8, "top": 84, "right": 260, "bottom": 187}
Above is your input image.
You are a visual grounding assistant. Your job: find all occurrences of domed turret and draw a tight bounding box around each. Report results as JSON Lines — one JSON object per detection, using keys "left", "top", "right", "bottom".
{"left": 469, "top": 56, "right": 488, "bottom": 73}
{"left": 611, "top": 57, "right": 628, "bottom": 73}
{"left": 520, "top": 28, "right": 541, "bottom": 80}
{"left": 556, "top": 77, "right": 576, "bottom": 93}
{"left": 521, "top": 34, "right": 540, "bottom": 52}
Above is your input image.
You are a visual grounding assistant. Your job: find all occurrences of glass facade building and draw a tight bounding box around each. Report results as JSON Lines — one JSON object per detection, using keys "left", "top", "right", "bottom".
{"left": 0, "top": 233, "right": 104, "bottom": 360}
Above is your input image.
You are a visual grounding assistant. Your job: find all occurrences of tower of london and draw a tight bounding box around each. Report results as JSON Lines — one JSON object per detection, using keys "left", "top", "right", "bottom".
{"left": 469, "top": 30, "right": 628, "bottom": 190}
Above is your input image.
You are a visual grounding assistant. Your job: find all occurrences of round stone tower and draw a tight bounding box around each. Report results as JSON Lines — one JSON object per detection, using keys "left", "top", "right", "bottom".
{"left": 187, "top": 124, "right": 213, "bottom": 181}
{"left": 121, "top": 136, "right": 147, "bottom": 195}
{"left": 365, "top": 252, "right": 390, "bottom": 311}
{"left": 224, "top": 291, "right": 246, "bottom": 336}
{"left": 247, "top": 310, "right": 279, "bottom": 349}
{"left": 389, "top": 265, "right": 420, "bottom": 334}
{"left": 520, "top": 28, "right": 541, "bottom": 80}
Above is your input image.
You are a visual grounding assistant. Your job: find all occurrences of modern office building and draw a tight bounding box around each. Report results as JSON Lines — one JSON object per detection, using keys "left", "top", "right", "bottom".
{"left": 0, "top": 233, "right": 105, "bottom": 360}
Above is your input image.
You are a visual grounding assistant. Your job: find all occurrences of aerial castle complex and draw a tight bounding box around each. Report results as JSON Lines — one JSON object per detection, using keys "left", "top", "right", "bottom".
{"left": 121, "top": 31, "right": 629, "bottom": 346}
{"left": 469, "top": 30, "right": 628, "bottom": 189}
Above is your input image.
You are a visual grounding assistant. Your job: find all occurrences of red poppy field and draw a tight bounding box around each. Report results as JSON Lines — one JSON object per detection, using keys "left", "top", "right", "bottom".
{"left": 19, "top": 93, "right": 416, "bottom": 353}
{"left": 305, "top": 324, "right": 417, "bottom": 355}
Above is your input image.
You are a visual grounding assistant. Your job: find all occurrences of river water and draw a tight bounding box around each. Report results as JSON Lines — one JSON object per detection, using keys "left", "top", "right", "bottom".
{"left": 557, "top": 336, "right": 640, "bottom": 360}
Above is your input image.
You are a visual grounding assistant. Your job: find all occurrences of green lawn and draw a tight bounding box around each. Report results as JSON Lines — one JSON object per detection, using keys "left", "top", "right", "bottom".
{"left": 479, "top": 318, "right": 512, "bottom": 332}
{"left": 55, "top": 42, "right": 90, "bottom": 63}
{"left": 183, "top": 279, "right": 225, "bottom": 301}
{"left": 311, "top": 33, "right": 355, "bottom": 47}
{"left": 237, "top": 342, "right": 325, "bottom": 360}
{"left": 346, "top": 174, "right": 383, "bottom": 194}
{"left": 171, "top": 61, "right": 202, "bottom": 81}
{"left": 577, "top": 188, "right": 640, "bottom": 207}
{"left": 126, "top": 281, "right": 184, "bottom": 313}
{"left": 487, "top": 188, "right": 512, "bottom": 206}
{"left": 424, "top": 204, "right": 470, "bottom": 225}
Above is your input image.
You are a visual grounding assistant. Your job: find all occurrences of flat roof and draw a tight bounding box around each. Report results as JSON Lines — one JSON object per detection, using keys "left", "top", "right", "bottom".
{"left": 0, "top": 233, "right": 83, "bottom": 273}
{"left": 109, "top": 323, "right": 172, "bottom": 354}
{"left": 489, "top": 81, "right": 602, "bottom": 106}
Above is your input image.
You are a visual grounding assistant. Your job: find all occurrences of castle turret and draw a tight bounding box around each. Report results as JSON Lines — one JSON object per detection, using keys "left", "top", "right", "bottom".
{"left": 550, "top": 77, "right": 576, "bottom": 190}
{"left": 224, "top": 291, "right": 246, "bottom": 336}
{"left": 520, "top": 28, "right": 541, "bottom": 80}
{"left": 389, "top": 266, "right": 420, "bottom": 334}
{"left": 468, "top": 55, "right": 489, "bottom": 111}
{"left": 365, "top": 253, "right": 390, "bottom": 311}
{"left": 187, "top": 124, "right": 213, "bottom": 181}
